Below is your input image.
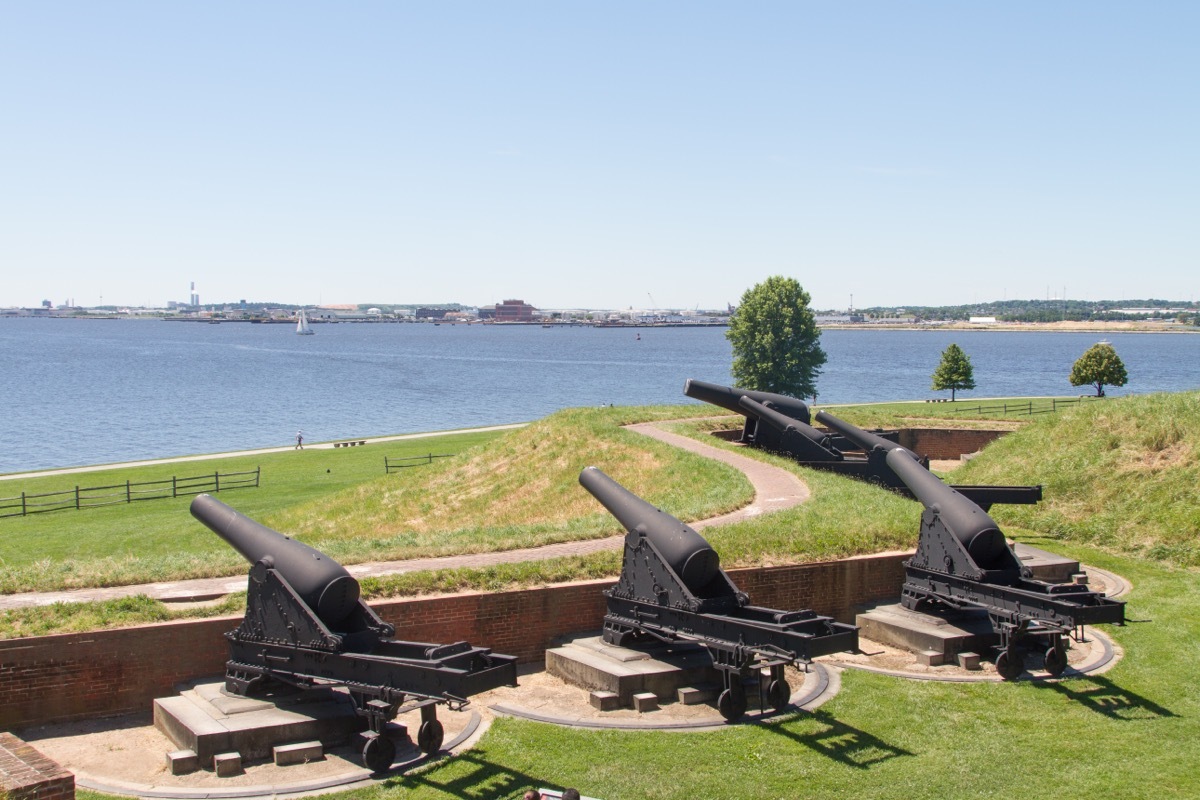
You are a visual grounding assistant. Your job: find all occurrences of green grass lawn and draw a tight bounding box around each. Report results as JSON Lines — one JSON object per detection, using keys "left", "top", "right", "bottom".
{"left": 22, "top": 391, "right": 1200, "bottom": 798}
{"left": 0, "top": 429, "right": 506, "bottom": 592}
{"left": 8, "top": 393, "right": 1196, "bottom": 637}
{"left": 73, "top": 542, "right": 1194, "bottom": 800}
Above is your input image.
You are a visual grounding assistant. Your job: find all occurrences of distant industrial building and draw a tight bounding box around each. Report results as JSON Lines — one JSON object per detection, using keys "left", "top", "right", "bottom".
{"left": 493, "top": 299, "right": 537, "bottom": 322}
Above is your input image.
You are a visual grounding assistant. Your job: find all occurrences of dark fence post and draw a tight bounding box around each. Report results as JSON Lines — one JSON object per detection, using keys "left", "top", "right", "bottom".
{"left": 215, "top": 471, "right": 221, "bottom": 492}
{"left": 255, "top": 467, "right": 260, "bottom": 487}
{"left": 172, "top": 475, "right": 178, "bottom": 498}
{"left": 21, "top": 492, "right": 26, "bottom": 517}
{"left": 126, "top": 480, "right": 131, "bottom": 503}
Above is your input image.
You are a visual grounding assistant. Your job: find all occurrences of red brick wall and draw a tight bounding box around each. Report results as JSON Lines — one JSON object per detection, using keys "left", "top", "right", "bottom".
{"left": 0, "top": 553, "right": 909, "bottom": 730}
{"left": 0, "top": 732, "right": 74, "bottom": 800}
{"left": 900, "top": 428, "right": 1008, "bottom": 459}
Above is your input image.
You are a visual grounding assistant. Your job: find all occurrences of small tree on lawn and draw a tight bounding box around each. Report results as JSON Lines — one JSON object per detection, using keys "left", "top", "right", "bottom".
{"left": 1070, "top": 342, "right": 1128, "bottom": 397}
{"left": 931, "top": 343, "right": 975, "bottom": 401}
{"left": 726, "top": 276, "right": 826, "bottom": 398}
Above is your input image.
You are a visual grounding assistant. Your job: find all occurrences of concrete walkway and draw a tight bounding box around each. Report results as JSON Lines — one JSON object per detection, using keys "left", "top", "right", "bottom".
{"left": 0, "top": 422, "right": 808, "bottom": 611}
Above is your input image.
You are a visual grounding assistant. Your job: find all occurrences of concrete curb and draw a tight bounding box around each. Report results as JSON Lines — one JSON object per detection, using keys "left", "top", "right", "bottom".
{"left": 488, "top": 663, "right": 837, "bottom": 731}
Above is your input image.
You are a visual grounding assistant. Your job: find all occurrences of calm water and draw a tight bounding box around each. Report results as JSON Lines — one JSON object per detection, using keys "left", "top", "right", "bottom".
{"left": 2, "top": 318, "right": 1198, "bottom": 474}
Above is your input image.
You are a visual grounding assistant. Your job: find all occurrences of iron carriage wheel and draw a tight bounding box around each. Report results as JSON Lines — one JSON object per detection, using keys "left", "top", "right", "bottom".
{"left": 362, "top": 734, "right": 395, "bottom": 773}
{"left": 418, "top": 719, "right": 445, "bottom": 754}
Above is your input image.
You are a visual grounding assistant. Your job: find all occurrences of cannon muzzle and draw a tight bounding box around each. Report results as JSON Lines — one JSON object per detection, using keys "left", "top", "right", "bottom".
{"left": 683, "top": 379, "right": 812, "bottom": 424}
{"left": 191, "top": 494, "right": 360, "bottom": 627}
{"left": 814, "top": 410, "right": 917, "bottom": 458}
{"left": 579, "top": 466, "right": 720, "bottom": 593}
{"left": 884, "top": 449, "right": 1009, "bottom": 569}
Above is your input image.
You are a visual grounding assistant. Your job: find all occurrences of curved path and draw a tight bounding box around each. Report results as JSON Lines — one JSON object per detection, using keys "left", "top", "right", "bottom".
{"left": 0, "top": 423, "right": 807, "bottom": 610}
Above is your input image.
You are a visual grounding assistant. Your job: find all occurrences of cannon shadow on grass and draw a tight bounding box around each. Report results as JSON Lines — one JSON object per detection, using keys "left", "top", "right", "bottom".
{"left": 1033, "top": 674, "right": 1176, "bottom": 721}
{"left": 763, "top": 709, "right": 914, "bottom": 770}
{"left": 385, "top": 752, "right": 544, "bottom": 799}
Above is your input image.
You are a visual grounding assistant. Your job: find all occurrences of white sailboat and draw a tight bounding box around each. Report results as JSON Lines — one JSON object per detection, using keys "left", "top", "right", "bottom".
{"left": 296, "top": 309, "right": 315, "bottom": 335}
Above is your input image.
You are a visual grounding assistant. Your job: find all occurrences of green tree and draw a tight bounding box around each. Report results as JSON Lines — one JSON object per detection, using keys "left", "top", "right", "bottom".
{"left": 726, "top": 276, "right": 826, "bottom": 398}
{"left": 931, "top": 343, "right": 976, "bottom": 400}
{"left": 1070, "top": 342, "right": 1128, "bottom": 397}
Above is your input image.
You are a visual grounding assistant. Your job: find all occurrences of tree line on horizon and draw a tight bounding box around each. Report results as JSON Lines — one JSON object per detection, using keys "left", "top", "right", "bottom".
{"left": 850, "top": 298, "right": 1198, "bottom": 325}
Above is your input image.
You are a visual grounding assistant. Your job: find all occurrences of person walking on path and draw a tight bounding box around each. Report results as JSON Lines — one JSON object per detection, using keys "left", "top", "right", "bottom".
{"left": 295, "top": 430, "right": 304, "bottom": 449}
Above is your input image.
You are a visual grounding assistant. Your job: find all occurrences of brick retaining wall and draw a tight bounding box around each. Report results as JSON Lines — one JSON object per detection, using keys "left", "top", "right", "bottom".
{"left": 0, "top": 553, "right": 909, "bottom": 731}
{"left": 900, "top": 428, "right": 1008, "bottom": 460}
{"left": 0, "top": 732, "right": 74, "bottom": 800}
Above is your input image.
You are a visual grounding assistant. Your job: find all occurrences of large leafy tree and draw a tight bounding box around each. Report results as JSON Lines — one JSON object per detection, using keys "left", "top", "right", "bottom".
{"left": 931, "top": 343, "right": 976, "bottom": 401}
{"left": 726, "top": 276, "right": 826, "bottom": 398}
{"left": 1070, "top": 342, "right": 1128, "bottom": 397}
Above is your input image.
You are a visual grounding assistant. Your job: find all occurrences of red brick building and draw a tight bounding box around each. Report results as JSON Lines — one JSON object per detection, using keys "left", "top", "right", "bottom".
{"left": 494, "top": 299, "right": 536, "bottom": 322}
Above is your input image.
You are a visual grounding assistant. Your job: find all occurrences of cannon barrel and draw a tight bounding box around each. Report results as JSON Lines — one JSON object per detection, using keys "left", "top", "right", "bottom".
{"left": 738, "top": 396, "right": 842, "bottom": 458}
{"left": 190, "top": 493, "right": 360, "bottom": 627}
{"left": 884, "top": 449, "right": 1010, "bottom": 569}
{"left": 579, "top": 466, "right": 720, "bottom": 592}
{"left": 683, "top": 379, "right": 812, "bottom": 424}
{"left": 814, "top": 410, "right": 917, "bottom": 458}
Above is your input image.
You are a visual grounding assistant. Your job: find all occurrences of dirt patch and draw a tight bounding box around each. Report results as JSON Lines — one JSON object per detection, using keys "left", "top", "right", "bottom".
{"left": 821, "top": 628, "right": 1116, "bottom": 680}
{"left": 18, "top": 664, "right": 823, "bottom": 796}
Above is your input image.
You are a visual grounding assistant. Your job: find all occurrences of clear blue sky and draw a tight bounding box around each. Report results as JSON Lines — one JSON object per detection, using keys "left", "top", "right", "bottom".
{"left": 2, "top": 2, "right": 1195, "bottom": 310}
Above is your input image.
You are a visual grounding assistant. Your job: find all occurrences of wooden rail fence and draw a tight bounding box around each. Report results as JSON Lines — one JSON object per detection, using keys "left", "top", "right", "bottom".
{"left": 948, "top": 397, "right": 1094, "bottom": 417}
{"left": 384, "top": 454, "right": 452, "bottom": 473}
{"left": 0, "top": 467, "right": 260, "bottom": 518}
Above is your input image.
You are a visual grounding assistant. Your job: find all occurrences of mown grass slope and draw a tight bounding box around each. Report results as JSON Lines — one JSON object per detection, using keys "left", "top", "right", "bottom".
{"left": 0, "top": 428, "right": 507, "bottom": 593}
{"left": 273, "top": 405, "right": 753, "bottom": 563}
{"left": 951, "top": 390, "right": 1200, "bottom": 566}
{"left": 0, "top": 406, "right": 750, "bottom": 595}
{"left": 10, "top": 391, "right": 1198, "bottom": 638}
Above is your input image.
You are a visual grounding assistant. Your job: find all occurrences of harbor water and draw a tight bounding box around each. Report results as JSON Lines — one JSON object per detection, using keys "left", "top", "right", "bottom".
{"left": 1, "top": 318, "right": 1197, "bottom": 474}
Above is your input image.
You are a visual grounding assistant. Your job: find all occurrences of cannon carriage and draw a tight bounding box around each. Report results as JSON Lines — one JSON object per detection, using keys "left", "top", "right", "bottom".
{"left": 190, "top": 494, "right": 518, "bottom": 771}
{"left": 579, "top": 467, "right": 858, "bottom": 720}
{"left": 881, "top": 447, "right": 1125, "bottom": 678}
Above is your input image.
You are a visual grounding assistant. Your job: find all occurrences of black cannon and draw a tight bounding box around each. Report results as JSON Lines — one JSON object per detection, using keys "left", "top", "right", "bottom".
{"left": 190, "top": 494, "right": 518, "bottom": 771}
{"left": 579, "top": 467, "right": 858, "bottom": 721}
{"left": 886, "top": 449, "right": 1125, "bottom": 679}
{"left": 683, "top": 378, "right": 823, "bottom": 452}
{"left": 685, "top": 378, "right": 903, "bottom": 461}
{"left": 813, "top": 409, "right": 1044, "bottom": 510}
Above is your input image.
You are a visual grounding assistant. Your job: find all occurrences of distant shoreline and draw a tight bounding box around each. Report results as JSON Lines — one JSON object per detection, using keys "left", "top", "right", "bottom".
{"left": 821, "top": 320, "right": 1198, "bottom": 334}
{"left": 3, "top": 315, "right": 1195, "bottom": 333}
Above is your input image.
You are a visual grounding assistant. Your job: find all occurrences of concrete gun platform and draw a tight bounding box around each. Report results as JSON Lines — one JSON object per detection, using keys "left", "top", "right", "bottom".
{"left": 855, "top": 603, "right": 997, "bottom": 661}
{"left": 153, "top": 682, "right": 370, "bottom": 767}
{"left": 546, "top": 636, "right": 723, "bottom": 709}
